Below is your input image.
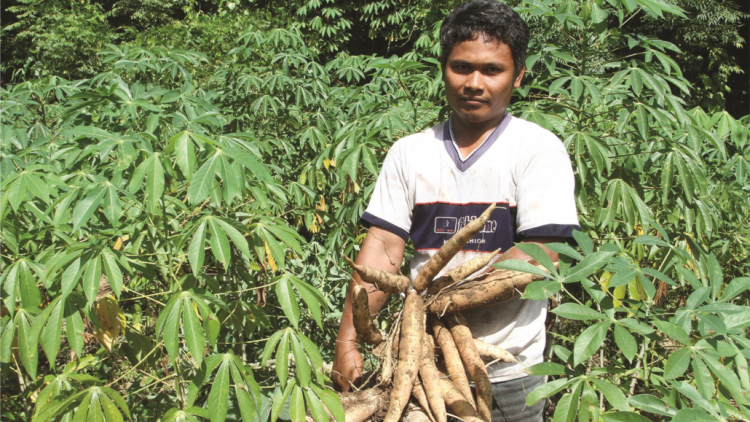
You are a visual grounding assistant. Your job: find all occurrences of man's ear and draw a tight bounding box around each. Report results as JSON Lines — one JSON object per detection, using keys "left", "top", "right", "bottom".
{"left": 513, "top": 65, "right": 526, "bottom": 88}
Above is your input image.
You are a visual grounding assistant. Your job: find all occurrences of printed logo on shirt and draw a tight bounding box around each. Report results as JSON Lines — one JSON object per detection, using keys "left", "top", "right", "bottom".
{"left": 412, "top": 202, "right": 516, "bottom": 253}
{"left": 434, "top": 216, "right": 497, "bottom": 235}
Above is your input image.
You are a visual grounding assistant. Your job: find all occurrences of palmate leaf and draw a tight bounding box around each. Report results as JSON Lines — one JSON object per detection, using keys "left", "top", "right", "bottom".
{"left": 16, "top": 309, "right": 39, "bottom": 378}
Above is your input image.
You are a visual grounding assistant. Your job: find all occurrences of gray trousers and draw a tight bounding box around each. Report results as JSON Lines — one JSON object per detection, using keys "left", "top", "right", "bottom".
{"left": 489, "top": 376, "right": 546, "bottom": 422}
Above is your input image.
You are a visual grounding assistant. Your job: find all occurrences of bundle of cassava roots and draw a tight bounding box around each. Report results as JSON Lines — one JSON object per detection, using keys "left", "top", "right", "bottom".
{"left": 337, "top": 203, "right": 555, "bottom": 422}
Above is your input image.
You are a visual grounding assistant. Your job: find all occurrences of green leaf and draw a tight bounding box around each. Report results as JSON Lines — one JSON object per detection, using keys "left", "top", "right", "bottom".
{"left": 208, "top": 218, "right": 232, "bottom": 267}
{"left": 72, "top": 187, "right": 107, "bottom": 231}
{"left": 719, "top": 277, "right": 750, "bottom": 303}
{"left": 65, "top": 300, "right": 85, "bottom": 358}
{"left": 276, "top": 331, "right": 290, "bottom": 388}
{"left": 188, "top": 153, "right": 220, "bottom": 204}
{"left": 83, "top": 256, "right": 102, "bottom": 305}
{"left": 552, "top": 303, "right": 606, "bottom": 321}
{"left": 692, "top": 355, "right": 715, "bottom": 398}
{"left": 573, "top": 321, "right": 611, "bottom": 366}
{"left": 275, "top": 277, "right": 300, "bottom": 328}
{"left": 17, "top": 311, "right": 38, "bottom": 378}
{"left": 493, "top": 258, "right": 554, "bottom": 278}
{"left": 41, "top": 298, "right": 64, "bottom": 365}
{"left": 207, "top": 357, "right": 231, "bottom": 422}
{"left": 99, "top": 392, "right": 125, "bottom": 422}
{"left": 60, "top": 257, "right": 82, "bottom": 299}
{"left": 652, "top": 320, "right": 691, "bottom": 345}
{"left": 672, "top": 381, "right": 720, "bottom": 418}
{"left": 601, "top": 412, "right": 650, "bottom": 422}
{"left": 290, "top": 386, "right": 305, "bottom": 422}
{"left": 145, "top": 153, "right": 165, "bottom": 214}
{"left": 523, "top": 279, "right": 562, "bottom": 300}
{"left": 527, "top": 378, "right": 573, "bottom": 406}
{"left": 18, "top": 262, "right": 41, "bottom": 308}
{"left": 289, "top": 276, "right": 324, "bottom": 329}
{"left": 173, "top": 132, "right": 196, "bottom": 180}
{"left": 304, "top": 389, "right": 330, "bottom": 422}
{"left": 215, "top": 218, "right": 252, "bottom": 259}
{"left": 310, "top": 384, "right": 345, "bottom": 422}
{"left": 189, "top": 221, "right": 207, "bottom": 277}
{"left": 271, "top": 380, "right": 296, "bottom": 422}
{"left": 515, "top": 243, "right": 557, "bottom": 276}
{"left": 102, "top": 250, "right": 124, "bottom": 298}
{"left": 614, "top": 324, "right": 637, "bottom": 361}
{"left": 525, "top": 362, "right": 569, "bottom": 376}
{"left": 261, "top": 330, "right": 285, "bottom": 365}
{"left": 670, "top": 409, "right": 715, "bottom": 422}
{"left": 222, "top": 147, "right": 270, "bottom": 182}
{"left": 162, "top": 297, "right": 183, "bottom": 361}
{"left": 664, "top": 348, "right": 691, "bottom": 379}
{"left": 236, "top": 386, "right": 257, "bottom": 422}
{"left": 628, "top": 394, "right": 677, "bottom": 417}
{"left": 591, "top": 378, "right": 629, "bottom": 411}
{"left": 553, "top": 385, "right": 580, "bottom": 422}
{"left": 567, "top": 251, "right": 615, "bottom": 281}
{"left": 183, "top": 298, "right": 205, "bottom": 367}
{"left": 290, "top": 335, "right": 311, "bottom": 387}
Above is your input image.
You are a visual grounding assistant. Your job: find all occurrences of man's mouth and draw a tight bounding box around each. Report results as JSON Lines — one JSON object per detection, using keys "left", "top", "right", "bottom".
{"left": 460, "top": 97, "right": 487, "bottom": 105}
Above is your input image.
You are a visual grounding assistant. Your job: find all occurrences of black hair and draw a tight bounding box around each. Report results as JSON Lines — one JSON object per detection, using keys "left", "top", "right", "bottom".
{"left": 440, "top": 0, "right": 529, "bottom": 77}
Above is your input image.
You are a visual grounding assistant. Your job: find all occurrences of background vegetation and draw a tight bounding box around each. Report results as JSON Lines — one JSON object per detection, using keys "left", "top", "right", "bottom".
{"left": 1, "top": 0, "right": 749, "bottom": 421}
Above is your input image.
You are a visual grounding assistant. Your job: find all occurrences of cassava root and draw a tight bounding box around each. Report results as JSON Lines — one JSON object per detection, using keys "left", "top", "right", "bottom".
{"left": 351, "top": 283, "right": 384, "bottom": 345}
{"left": 340, "top": 204, "right": 552, "bottom": 422}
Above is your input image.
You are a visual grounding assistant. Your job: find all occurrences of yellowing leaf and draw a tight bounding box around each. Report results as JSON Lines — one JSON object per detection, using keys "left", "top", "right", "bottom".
{"left": 599, "top": 271, "right": 612, "bottom": 290}
{"left": 315, "top": 196, "right": 326, "bottom": 211}
{"left": 264, "top": 241, "right": 278, "bottom": 272}
{"left": 112, "top": 235, "right": 129, "bottom": 251}
{"left": 94, "top": 295, "right": 126, "bottom": 351}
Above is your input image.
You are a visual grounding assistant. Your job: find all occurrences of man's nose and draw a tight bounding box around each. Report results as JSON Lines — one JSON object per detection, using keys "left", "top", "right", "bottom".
{"left": 465, "top": 71, "right": 483, "bottom": 91}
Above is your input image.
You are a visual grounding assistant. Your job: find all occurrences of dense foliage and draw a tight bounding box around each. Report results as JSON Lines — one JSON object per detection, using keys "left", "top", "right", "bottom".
{"left": 1, "top": 0, "right": 749, "bottom": 421}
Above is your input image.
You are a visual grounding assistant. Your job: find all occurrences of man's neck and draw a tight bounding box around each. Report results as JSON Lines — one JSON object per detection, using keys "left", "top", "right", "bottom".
{"left": 451, "top": 112, "right": 506, "bottom": 158}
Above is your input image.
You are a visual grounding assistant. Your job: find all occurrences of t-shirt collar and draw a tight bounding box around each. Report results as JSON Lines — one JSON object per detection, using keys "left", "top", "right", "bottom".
{"left": 443, "top": 111, "right": 511, "bottom": 172}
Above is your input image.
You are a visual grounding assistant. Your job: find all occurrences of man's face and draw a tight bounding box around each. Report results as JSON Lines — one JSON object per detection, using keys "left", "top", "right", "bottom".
{"left": 443, "top": 36, "right": 525, "bottom": 128}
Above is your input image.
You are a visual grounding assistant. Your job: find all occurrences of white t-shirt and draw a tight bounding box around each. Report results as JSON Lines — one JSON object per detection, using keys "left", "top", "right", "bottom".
{"left": 361, "top": 113, "right": 579, "bottom": 382}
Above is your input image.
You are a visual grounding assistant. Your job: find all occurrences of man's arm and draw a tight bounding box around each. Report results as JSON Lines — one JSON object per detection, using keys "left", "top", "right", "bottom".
{"left": 332, "top": 226, "right": 406, "bottom": 392}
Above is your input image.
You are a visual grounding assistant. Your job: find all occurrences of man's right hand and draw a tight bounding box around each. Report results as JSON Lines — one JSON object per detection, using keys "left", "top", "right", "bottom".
{"left": 332, "top": 340, "right": 364, "bottom": 392}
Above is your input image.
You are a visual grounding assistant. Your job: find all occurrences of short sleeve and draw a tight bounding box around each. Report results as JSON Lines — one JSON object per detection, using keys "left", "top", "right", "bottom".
{"left": 361, "top": 144, "right": 413, "bottom": 241}
{"left": 515, "top": 148, "right": 580, "bottom": 238}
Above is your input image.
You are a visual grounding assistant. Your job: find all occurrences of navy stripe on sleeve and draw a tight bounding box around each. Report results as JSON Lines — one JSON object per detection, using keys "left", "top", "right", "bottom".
{"left": 361, "top": 212, "right": 410, "bottom": 241}
{"left": 518, "top": 224, "right": 580, "bottom": 239}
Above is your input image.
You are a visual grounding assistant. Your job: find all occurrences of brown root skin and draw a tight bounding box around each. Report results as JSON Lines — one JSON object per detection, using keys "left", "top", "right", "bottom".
{"left": 420, "top": 337, "right": 447, "bottom": 422}
{"left": 412, "top": 381, "right": 438, "bottom": 422}
{"left": 427, "top": 249, "right": 501, "bottom": 295}
{"left": 343, "top": 256, "right": 409, "bottom": 294}
{"left": 447, "top": 312, "right": 492, "bottom": 422}
{"left": 431, "top": 318, "right": 474, "bottom": 409}
{"left": 413, "top": 203, "right": 497, "bottom": 293}
{"left": 439, "top": 379, "right": 484, "bottom": 422}
{"left": 379, "top": 320, "right": 400, "bottom": 387}
{"left": 426, "top": 264, "right": 556, "bottom": 315}
{"left": 473, "top": 338, "right": 516, "bottom": 363}
{"left": 351, "top": 283, "right": 383, "bottom": 345}
{"left": 339, "top": 387, "right": 389, "bottom": 422}
{"left": 384, "top": 291, "right": 425, "bottom": 422}
{"left": 403, "top": 404, "right": 434, "bottom": 422}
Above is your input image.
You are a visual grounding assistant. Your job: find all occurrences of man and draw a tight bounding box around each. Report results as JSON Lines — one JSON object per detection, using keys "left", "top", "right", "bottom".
{"left": 332, "top": 1, "right": 580, "bottom": 420}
